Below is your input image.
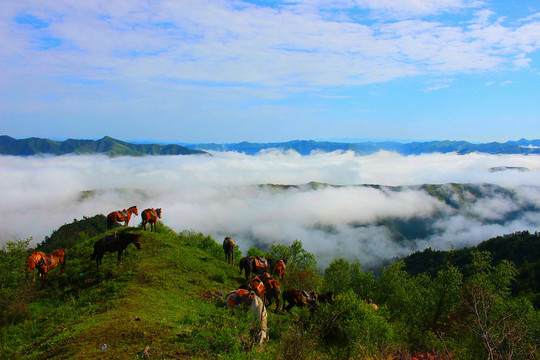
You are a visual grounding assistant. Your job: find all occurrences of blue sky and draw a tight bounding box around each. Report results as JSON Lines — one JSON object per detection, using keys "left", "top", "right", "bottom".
{"left": 1, "top": 0, "right": 539, "bottom": 143}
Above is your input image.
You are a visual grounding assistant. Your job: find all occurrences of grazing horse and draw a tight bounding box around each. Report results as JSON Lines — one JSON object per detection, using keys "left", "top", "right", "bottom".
{"left": 225, "top": 290, "right": 268, "bottom": 346}
{"left": 222, "top": 237, "right": 235, "bottom": 264}
{"left": 282, "top": 289, "right": 318, "bottom": 312}
{"left": 26, "top": 251, "right": 46, "bottom": 281}
{"left": 107, "top": 206, "right": 138, "bottom": 229}
{"left": 36, "top": 250, "right": 66, "bottom": 286}
{"left": 239, "top": 256, "right": 270, "bottom": 281}
{"left": 91, "top": 232, "right": 142, "bottom": 269}
{"left": 141, "top": 208, "right": 161, "bottom": 232}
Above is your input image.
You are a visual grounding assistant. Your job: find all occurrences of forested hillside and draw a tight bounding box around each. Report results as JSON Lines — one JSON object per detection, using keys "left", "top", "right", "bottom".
{"left": 402, "top": 231, "right": 540, "bottom": 308}
{"left": 1, "top": 216, "right": 539, "bottom": 359}
{"left": 0, "top": 135, "right": 207, "bottom": 156}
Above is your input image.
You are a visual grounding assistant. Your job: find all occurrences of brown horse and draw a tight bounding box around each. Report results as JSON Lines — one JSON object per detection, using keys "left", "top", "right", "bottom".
{"left": 222, "top": 237, "right": 235, "bottom": 264}
{"left": 107, "top": 205, "right": 138, "bottom": 229}
{"left": 141, "top": 208, "right": 161, "bottom": 232}
{"left": 282, "top": 289, "right": 318, "bottom": 312}
{"left": 36, "top": 250, "right": 66, "bottom": 286}
{"left": 239, "top": 256, "right": 270, "bottom": 281}
{"left": 272, "top": 259, "right": 287, "bottom": 280}
{"left": 247, "top": 275, "right": 266, "bottom": 301}
{"left": 258, "top": 273, "right": 281, "bottom": 311}
{"left": 26, "top": 251, "right": 46, "bottom": 281}
{"left": 91, "top": 232, "right": 142, "bottom": 269}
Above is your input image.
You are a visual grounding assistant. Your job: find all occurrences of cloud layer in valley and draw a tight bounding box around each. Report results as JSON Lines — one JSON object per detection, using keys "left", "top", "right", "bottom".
{"left": 1, "top": 150, "right": 539, "bottom": 268}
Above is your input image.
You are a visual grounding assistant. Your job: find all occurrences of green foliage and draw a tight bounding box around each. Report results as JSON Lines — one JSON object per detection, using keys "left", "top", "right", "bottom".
{"left": 180, "top": 230, "right": 222, "bottom": 258}
{"left": 324, "top": 258, "right": 351, "bottom": 294}
{"left": 247, "top": 246, "right": 265, "bottom": 257}
{"left": 314, "top": 291, "right": 400, "bottom": 358}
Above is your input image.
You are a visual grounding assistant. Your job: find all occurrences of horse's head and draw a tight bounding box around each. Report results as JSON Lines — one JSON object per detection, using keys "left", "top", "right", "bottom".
{"left": 36, "top": 258, "right": 48, "bottom": 273}
{"left": 132, "top": 206, "right": 139, "bottom": 216}
{"left": 155, "top": 208, "right": 162, "bottom": 218}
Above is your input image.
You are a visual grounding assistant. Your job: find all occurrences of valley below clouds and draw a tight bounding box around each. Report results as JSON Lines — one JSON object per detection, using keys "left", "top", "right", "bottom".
{"left": 1, "top": 150, "right": 540, "bottom": 268}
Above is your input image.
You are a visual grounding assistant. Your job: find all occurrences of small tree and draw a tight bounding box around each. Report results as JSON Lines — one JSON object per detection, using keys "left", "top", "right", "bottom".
{"left": 460, "top": 251, "right": 533, "bottom": 360}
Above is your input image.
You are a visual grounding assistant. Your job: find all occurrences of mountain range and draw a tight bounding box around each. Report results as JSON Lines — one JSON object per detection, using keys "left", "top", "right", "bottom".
{"left": 2, "top": 135, "right": 540, "bottom": 156}
{"left": 0, "top": 135, "right": 207, "bottom": 156}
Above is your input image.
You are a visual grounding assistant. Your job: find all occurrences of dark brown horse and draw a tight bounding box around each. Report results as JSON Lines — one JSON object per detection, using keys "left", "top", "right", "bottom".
{"left": 222, "top": 237, "right": 235, "bottom": 264}
{"left": 282, "top": 289, "right": 318, "bottom": 312}
{"left": 91, "top": 232, "right": 142, "bottom": 269}
{"left": 36, "top": 250, "right": 66, "bottom": 286}
{"left": 26, "top": 251, "right": 46, "bottom": 281}
{"left": 141, "top": 208, "right": 161, "bottom": 232}
{"left": 107, "top": 205, "right": 138, "bottom": 229}
{"left": 239, "top": 256, "right": 270, "bottom": 281}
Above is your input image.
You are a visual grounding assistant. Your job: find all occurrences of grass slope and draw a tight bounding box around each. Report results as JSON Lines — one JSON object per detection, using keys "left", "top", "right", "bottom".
{"left": 1, "top": 224, "right": 276, "bottom": 359}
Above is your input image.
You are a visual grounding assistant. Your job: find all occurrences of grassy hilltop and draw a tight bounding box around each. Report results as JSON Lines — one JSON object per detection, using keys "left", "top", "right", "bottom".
{"left": 1, "top": 216, "right": 539, "bottom": 359}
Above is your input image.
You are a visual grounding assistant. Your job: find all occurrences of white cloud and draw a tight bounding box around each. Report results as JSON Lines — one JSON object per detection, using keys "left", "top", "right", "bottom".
{"left": 1, "top": 151, "right": 539, "bottom": 268}
{"left": 1, "top": 0, "right": 539, "bottom": 97}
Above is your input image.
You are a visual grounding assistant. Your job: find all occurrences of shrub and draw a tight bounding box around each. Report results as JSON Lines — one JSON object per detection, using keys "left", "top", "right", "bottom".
{"left": 314, "top": 291, "right": 401, "bottom": 358}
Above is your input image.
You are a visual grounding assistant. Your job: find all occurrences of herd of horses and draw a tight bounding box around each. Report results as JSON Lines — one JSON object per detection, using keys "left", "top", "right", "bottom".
{"left": 222, "top": 237, "right": 332, "bottom": 346}
{"left": 24, "top": 206, "right": 331, "bottom": 347}
{"left": 26, "top": 206, "right": 159, "bottom": 285}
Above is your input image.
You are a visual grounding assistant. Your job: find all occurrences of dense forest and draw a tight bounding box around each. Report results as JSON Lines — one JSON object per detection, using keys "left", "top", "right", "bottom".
{"left": 1, "top": 215, "right": 539, "bottom": 359}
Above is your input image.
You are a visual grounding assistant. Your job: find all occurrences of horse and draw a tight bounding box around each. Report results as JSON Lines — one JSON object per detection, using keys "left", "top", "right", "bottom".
{"left": 222, "top": 237, "right": 235, "bottom": 264}
{"left": 26, "top": 251, "right": 46, "bottom": 281}
{"left": 272, "top": 259, "right": 287, "bottom": 280}
{"left": 107, "top": 205, "right": 138, "bottom": 229}
{"left": 36, "top": 250, "right": 66, "bottom": 286}
{"left": 247, "top": 275, "right": 266, "bottom": 301}
{"left": 239, "top": 256, "right": 270, "bottom": 281}
{"left": 225, "top": 290, "right": 269, "bottom": 346}
{"left": 141, "top": 208, "right": 161, "bottom": 232}
{"left": 91, "top": 232, "right": 142, "bottom": 269}
{"left": 282, "top": 289, "right": 318, "bottom": 312}
{"left": 318, "top": 291, "right": 335, "bottom": 304}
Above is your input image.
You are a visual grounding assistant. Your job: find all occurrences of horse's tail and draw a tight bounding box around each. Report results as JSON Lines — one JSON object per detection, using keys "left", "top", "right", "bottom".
{"left": 91, "top": 240, "right": 99, "bottom": 260}
{"left": 239, "top": 258, "right": 245, "bottom": 274}
{"left": 107, "top": 214, "right": 114, "bottom": 229}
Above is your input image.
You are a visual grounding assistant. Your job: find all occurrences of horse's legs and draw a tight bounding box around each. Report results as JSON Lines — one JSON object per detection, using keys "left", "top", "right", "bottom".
{"left": 59, "top": 256, "right": 65, "bottom": 275}
{"left": 117, "top": 250, "right": 123, "bottom": 266}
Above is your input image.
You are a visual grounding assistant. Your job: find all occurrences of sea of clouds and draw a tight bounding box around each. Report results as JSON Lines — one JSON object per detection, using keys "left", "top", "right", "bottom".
{"left": 1, "top": 150, "right": 539, "bottom": 268}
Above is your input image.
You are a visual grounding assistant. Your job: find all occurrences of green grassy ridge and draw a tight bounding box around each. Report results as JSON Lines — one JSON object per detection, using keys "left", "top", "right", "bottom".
{"left": 1, "top": 225, "right": 265, "bottom": 359}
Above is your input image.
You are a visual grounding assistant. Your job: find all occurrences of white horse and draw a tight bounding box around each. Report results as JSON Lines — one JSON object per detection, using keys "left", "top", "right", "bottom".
{"left": 225, "top": 290, "right": 269, "bottom": 345}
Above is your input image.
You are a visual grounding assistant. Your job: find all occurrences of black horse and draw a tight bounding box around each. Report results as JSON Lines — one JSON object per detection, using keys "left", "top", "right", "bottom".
{"left": 91, "top": 232, "right": 142, "bottom": 269}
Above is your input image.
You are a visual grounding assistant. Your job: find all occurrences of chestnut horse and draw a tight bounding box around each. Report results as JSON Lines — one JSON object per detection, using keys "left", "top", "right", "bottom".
{"left": 141, "top": 208, "right": 161, "bottom": 232}
{"left": 26, "top": 251, "right": 46, "bottom": 281}
{"left": 91, "top": 232, "right": 142, "bottom": 269}
{"left": 107, "top": 205, "right": 138, "bottom": 229}
{"left": 222, "top": 237, "right": 235, "bottom": 264}
{"left": 36, "top": 250, "right": 66, "bottom": 286}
